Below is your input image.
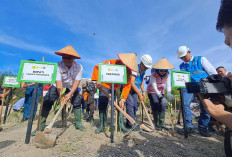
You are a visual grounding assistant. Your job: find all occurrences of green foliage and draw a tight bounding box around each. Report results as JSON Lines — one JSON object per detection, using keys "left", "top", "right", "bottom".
{"left": 171, "top": 88, "right": 180, "bottom": 100}
{"left": 53, "top": 88, "right": 67, "bottom": 113}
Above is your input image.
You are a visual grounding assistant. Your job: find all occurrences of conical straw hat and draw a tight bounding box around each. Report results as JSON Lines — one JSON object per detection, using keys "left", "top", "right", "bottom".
{"left": 117, "top": 53, "right": 138, "bottom": 72}
{"left": 152, "top": 57, "right": 174, "bottom": 69}
{"left": 55, "top": 45, "right": 81, "bottom": 59}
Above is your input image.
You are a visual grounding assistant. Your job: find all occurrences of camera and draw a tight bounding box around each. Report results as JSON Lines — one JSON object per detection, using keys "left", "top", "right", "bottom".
{"left": 86, "top": 81, "right": 96, "bottom": 92}
{"left": 185, "top": 74, "right": 232, "bottom": 94}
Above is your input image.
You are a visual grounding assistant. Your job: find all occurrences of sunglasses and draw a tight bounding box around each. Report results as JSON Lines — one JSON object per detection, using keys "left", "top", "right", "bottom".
{"left": 159, "top": 70, "right": 168, "bottom": 72}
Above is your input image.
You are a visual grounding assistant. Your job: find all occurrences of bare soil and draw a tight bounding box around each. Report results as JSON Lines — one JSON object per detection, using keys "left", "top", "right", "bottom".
{"left": 0, "top": 106, "right": 226, "bottom": 157}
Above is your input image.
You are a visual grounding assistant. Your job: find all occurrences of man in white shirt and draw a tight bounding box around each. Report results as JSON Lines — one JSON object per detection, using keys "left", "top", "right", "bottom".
{"left": 177, "top": 46, "right": 217, "bottom": 137}
{"left": 32, "top": 45, "right": 85, "bottom": 136}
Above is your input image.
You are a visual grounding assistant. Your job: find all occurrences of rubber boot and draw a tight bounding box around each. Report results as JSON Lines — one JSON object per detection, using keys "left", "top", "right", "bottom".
{"left": 74, "top": 109, "right": 86, "bottom": 131}
{"left": 84, "top": 111, "right": 89, "bottom": 120}
{"left": 119, "top": 112, "right": 129, "bottom": 133}
{"left": 159, "top": 111, "right": 169, "bottom": 130}
{"left": 31, "top": 109, "right": 49, "bottom": 136}
{"left": 86, "top": 111, "right": 94, "bottom": 122}
{"left": 153, "top": 112, "right": 161, "bottom": 131}
{"left": 95, "top": 110, "right": 105, "bottom": 134}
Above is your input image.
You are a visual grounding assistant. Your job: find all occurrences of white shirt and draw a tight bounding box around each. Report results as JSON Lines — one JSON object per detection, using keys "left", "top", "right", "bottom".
{"left": 56, "top": 61, "right": 83, "bottom": 90}
{"left": 182, "top": 56, "right": 217, "bottom": 75}
{"left": 150, "top": 73, "right": 171, "bottom": 97}
{"left": 132, "top": 70, "right": 137, "bottom": 76}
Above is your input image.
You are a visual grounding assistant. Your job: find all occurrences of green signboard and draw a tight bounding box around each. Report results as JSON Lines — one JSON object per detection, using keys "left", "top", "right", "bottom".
{"left": 171, "top": 70, "right": 191, "bottom": 88}
{"left": 2, "top": 76, "right": 20, "bottom": 88}
{"left": 17, "top": 60, "right": 57, "bottom": 84}
{"left": 99, "top": 63, "right": 127, "bottom": 84}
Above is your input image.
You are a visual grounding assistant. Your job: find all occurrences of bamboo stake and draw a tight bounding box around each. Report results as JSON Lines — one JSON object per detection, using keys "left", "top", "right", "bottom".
{"left": 174, "top": 96, "right": 177, "bottom": 123}
{"left": 115, "top": 98, "right": 118, "bottom": 133}
{"left": 169, "top": 102, "right": 175, "bottom": 135}
{"left": 0, "top": 89, "right": 6, "bottom": 131}
{"left": 36, "top": 57, "right": 45, "bottom": 131}
{"left": 141, "top": 101, "right": 155, "bottom": 130}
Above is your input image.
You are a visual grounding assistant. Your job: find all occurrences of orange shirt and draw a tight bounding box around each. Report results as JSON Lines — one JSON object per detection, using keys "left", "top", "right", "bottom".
{"left": 91, "top": 59, "right": 131, "bottom": 100}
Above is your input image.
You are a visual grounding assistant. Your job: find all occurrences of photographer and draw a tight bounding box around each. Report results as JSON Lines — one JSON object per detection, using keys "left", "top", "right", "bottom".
{"left": 198, "top": 0, "right": 232, "bottom": 131}
{"left": 216, "top": 66, "right": 228, "bottom": 77}
{"left": 177, "top": 46, "right": 217, "bottom": 137}
{"left": 85, "top": 81, "right": 97, "bottom": 122}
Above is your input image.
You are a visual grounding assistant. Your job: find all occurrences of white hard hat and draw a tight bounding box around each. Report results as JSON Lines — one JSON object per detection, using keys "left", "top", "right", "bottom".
{"left": 140, "top": 54, "right": 152, "bottom": 68}
{"left": 177, "top": 46, "right": 190, "bottom": 58}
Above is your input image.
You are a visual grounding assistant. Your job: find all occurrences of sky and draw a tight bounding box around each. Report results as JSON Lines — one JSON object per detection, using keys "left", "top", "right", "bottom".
{"left": 0, "top": 0, "right": 231, "bottom": 79}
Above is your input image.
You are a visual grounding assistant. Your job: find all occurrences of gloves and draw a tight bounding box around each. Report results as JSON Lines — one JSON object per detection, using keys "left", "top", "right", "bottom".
{"left": 167, "top": 92, "right": 174, "bottom": 101}
{"left": 161, "top": 97, "right": 169, "bottom": 106}
{"left": 225, "top": 96, "right": 232, "bottom": 107}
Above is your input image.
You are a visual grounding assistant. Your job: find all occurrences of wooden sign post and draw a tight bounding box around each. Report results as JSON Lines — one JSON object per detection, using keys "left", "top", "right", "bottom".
{"left": 17, "top": 60, "right": 57, "bottom": 144}
{"left": 2, "top": 76, "right": 21, "bottom": 125}
{"left": 171, "top": 70, "right": 190, "bottom": 138}
{"left": 99, "top": 63, "right": 127, "bottom": 143}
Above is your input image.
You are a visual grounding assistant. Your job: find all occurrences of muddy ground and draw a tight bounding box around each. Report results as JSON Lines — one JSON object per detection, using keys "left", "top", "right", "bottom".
{"left": 0, "top": 106, "right": 226, "bottom": 157}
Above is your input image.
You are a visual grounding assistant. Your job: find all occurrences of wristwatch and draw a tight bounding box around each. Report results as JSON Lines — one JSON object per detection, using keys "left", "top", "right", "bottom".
{"left": 68, "top": 92, "right": 73, "bottom": 97}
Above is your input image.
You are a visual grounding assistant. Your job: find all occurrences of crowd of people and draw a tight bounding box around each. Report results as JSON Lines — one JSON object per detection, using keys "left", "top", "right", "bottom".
{"left": 0, "top": 0, "right": 232, "bottom": 152}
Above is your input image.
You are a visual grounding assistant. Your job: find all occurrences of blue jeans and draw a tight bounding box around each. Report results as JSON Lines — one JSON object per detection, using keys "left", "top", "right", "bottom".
{"left": 126, "top": 91, "right": 139, "bottom": 127}
{"left": 182, "top": 88, "right": 210, "bottom": 129}
{"left": 81, "top": 97, "right": 85, "bottom": 113}
{"left": 23, "top": 85, "right": 42, "bottom": 119}
{"left": 94, "top": 98, "right": 99, "bottom": 108}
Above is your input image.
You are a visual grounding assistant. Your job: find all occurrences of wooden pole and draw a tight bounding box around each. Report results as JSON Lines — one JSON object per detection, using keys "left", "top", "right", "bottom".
{"left": 36, "top": 57, "right": 44, "bottom": 131}
{"left": 25, "top": 83, "right": 39, "bottom": 144}
{"left": 115, "top": 97, "right": 118, "bottom": 133}
{"left": 0, "top": 89, "right": 6, "bottom": 131}
{"left": 174, "top": 96, "right": 177, "bottom": 123}
{"left": 141, "top": 101, "right": 155, "bottom": 130}
{"left": 110, "top": 84, "right": 114, "bottom": 143}
{"left": 62, "top": 105, "right": 66, "bottom": 127}
{"left": 169, "top": 102, "right": 175, "bottom": 135}
{"left": 3, "top": 88, "right": 13, "bottom": 124}
{"left": 141, "top": 102, "right": 144, "bottom": 123}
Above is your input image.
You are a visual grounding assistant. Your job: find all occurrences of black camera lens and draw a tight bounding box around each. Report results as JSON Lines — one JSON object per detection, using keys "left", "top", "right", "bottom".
{"left": 209, "top": 74, "right": 222, "bottom": 82}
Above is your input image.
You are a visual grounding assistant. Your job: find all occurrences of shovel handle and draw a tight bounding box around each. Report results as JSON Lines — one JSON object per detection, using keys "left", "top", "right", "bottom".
{"left": 99, "top": 86, "right": 136, "bottom": 125}
{"left": 44, "top": 102, "right": 66, "bottom": 131}
{"left": 141, "top": 101, "right": 155, "bottom": 130}
{"left": 113, "top": 101, "right": 136, "bottom": 125}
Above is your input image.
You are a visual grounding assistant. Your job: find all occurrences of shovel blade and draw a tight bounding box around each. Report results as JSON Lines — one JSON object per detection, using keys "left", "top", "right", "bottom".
{"left": 34, "top": 131, "right": 57, "bottom": 149}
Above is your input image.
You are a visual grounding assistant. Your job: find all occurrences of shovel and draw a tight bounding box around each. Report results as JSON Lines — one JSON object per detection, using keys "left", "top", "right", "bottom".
{"left": 100, "top": 88, "right": 151, "bottom": 134}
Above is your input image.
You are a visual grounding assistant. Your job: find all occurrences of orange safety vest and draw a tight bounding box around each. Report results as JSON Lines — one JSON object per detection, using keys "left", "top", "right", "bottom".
{"left": 91, "top": 59, "right": 131, "bottom": 100}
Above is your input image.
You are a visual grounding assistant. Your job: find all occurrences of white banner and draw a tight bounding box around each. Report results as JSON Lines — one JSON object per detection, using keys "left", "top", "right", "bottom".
{"left": 172, "top": 72, "right": 190, "bottom": 87}
{"left": 100, "top": 64, "right": 126, "bottom": 83}
{"left": 21, "top": 63, "right": 55, "bottom": 82}
{"left": 4, "top": 76, "right": 19, "bottom": 86}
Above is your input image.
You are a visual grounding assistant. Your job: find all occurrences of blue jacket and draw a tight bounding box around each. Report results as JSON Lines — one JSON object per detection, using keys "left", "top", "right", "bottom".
{"left": 180, "top": 56, "right": 208, "bottom": 82}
